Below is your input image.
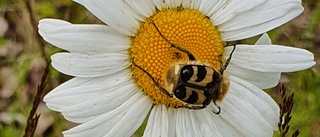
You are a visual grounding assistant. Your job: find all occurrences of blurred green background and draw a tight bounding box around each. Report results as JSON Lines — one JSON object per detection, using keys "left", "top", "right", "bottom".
{"left": 0, "top": 0, "right": 319, "bottom": 137}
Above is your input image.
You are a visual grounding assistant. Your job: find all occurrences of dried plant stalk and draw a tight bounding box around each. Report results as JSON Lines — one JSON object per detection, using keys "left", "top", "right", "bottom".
{"left": 23, "top": 65, "right": 49, "bottom": 137}
{"left": 278, "top": 84, "right": 300, "bottom": 137}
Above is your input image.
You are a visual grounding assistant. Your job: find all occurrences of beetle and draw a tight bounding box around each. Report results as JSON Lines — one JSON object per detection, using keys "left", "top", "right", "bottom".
{"left": 132, "top": 21, "right": 236, "bottom": 114}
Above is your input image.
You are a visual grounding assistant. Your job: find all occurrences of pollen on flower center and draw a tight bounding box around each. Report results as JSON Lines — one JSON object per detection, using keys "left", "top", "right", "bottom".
{"left": 131, "top": 9, "right": 224, "bottom": 107}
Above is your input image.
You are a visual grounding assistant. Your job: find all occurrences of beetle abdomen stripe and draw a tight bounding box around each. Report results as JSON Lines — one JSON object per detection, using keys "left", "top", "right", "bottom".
{"left": 186, "top": 91, "right": 198, "bottom": 104}
{"left": 195, "top": 65, "right": 206, "bottom": 82}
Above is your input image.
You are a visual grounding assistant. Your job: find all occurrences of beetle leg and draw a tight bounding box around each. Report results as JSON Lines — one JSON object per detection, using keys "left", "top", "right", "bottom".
{"left": 212, "top": 105, "right": 221, "bottom": 115}
{"left": 150, "top": 21, "right": 196, "bottom": 61}
{"left": 221, "top": 45, "right": 236, "bottom": 73}
{"left": 132, "top": 60, "right": 173, "bottom": 97}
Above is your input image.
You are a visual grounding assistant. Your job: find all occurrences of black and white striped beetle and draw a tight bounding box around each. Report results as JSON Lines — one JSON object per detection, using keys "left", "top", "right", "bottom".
{"left": 132, "top": 21, "right": 236, "bottom": 114}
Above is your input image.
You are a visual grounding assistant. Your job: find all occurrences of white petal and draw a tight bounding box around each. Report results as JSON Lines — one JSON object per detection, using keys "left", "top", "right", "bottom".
{"left": 182, "top": 0, "right": 201, "bottom": 10}
{"left": 124, "top": 0, "right": 156, "bottom": 18}
{"left": 175, "top": 109, "right": 195, "bottom": 137}
{"left": 167, "top": 107, "right": 176, "bottom": 137}
{"left": 74, "top": 0, "right": 141, "bottom": 36}
{"left": 229, "top": 76, "right": 279, "bottom": 129}
{"left": 44, "top": 70, "right": 130, "bottom": 111}
{"left": 181, "top": 0, "right": 190, "bottom": 9}
{"left": 226, "top": 64, "right": 281, "bottom": 89}
{"left": 122, "top": 3, "right": 147, "bottom": 22}
{"left": 63, "top": 92, "right": 152, "bottom": 137}
{"left": 169, "top": 0, "right": 182, "bottom": 8}
{"left": 60, "top": 83, "right": 138, "bottom": 123}
{"left": 106, "top": 95, "right": 152, "bottom": 137}
{"left": 217, "top": 83, "right": 275, "bottom": 137}
{"left": 255, "top": 33, "right": 272, "bottom": 45}
{"left": 218, "top": 0, "right": 303, "bottom": 41}
{"left": 208, "top": 0, "right": 229, "bottom": 18}
{"left": 152, "top": 0, "right": 181, "bottom": 9}
{"left": 232, "top": 77, "right": 280, "bottom": 114}
{"left": 198, "top": 0, "right": 225, "bottom": 17}
{"left": 210, "top": 0, "right": 266, "bottom": 26}
{"left": 45, "top": 85, "right": 106, "bottom": 111}
{"left": 224, "top": 45, "right": 315, "bottom": 72}
{"left": 152, "top": 0, "right": 167, "bottom": 10}
{"left": 38, "top": 18, "right": 71, "bottom": 28}
{"left": 143, "top": 107, "right": 156, "bottom": 136}
{"left": 186, "top": 110, "right": 201, "bottom": 136}
{"left": 44, "top": 76, "right": 133, "bottom": 115}
{"left": 38, "top": 19, "right": 130, "bottom": 54}
{"left": 143, "top": 104, "right": 169, "bottom": 137}
{"left": 175, "top": 108, "right": 247, "bottom": 137}
{"left": 204, "top": 111, "right": 244, "bottom": 137}
{"left": 193, "top": 110, "right": 224, "bottom": 137}
{"left": 51, "top": 52, "right": 130, "bottom": 77}
{"left": 63, "top": 92, "right": 142, "bottom": 136}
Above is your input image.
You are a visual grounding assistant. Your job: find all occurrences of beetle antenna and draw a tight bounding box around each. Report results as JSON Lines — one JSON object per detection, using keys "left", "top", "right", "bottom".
{"left": 132, "top": 60, "right": 173, "bottom": 97}
{"left": 151, "top": 21, "right": 196, "bottom": 61}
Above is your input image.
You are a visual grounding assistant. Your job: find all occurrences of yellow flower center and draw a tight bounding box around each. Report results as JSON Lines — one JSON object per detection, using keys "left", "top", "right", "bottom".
{"left": 131, "top": 9, "right": 224, "bottom": 107}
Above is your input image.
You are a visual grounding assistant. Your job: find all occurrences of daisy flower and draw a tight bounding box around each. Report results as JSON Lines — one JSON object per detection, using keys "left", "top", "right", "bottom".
{"left": 39, "top": 0, "right": 315, "bottom": 136}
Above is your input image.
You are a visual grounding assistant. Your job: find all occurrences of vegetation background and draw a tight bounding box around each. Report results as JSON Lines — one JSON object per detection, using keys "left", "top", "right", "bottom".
{"left": 0, "top": 0, "right": 319, "bottom": 137}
